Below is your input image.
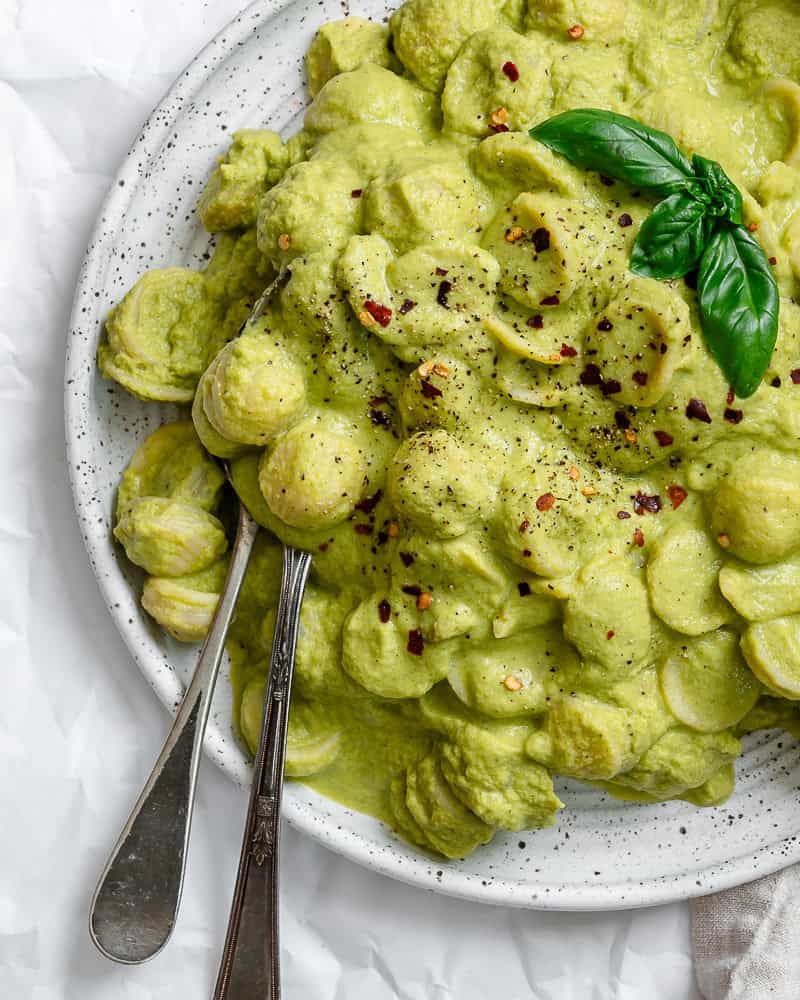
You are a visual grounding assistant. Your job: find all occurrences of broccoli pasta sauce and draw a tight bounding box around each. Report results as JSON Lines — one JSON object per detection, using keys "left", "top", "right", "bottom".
{"left": 100, "top": 0, "right": 800, "bottom": 858}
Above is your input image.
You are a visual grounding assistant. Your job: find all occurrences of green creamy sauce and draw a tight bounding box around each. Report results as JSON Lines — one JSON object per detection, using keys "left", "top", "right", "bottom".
{"left": 103, "top": 0, "right": 800, "bottom": 858}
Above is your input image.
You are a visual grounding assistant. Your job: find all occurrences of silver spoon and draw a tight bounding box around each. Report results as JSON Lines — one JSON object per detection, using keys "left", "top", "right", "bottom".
{"left": 89, "top": 500, "right": 261, "bottom": 963}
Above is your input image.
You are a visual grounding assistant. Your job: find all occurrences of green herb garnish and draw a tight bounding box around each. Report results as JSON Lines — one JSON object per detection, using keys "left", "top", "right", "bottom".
{"left": 630, "top": 192, "right": 711, "bottom": 279}
{"left": 698, "top": 226, "right": 780, "bottom": 398}
{"left": 529, "top": 109, "right": 779, "bottom": 398}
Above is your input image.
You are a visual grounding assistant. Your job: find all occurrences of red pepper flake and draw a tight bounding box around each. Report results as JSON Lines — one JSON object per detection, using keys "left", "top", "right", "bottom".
{"left": 769, "top": 256, "right": 778, "bottom": 266}
{"left": 435, "top": 267, "right": 449, "bottom": 277}
{"left": 518, "top": 518, "right": 530, "bottom": 533}
{"left": 502, "top": 60, "right": 520, "bottom": 82}
{"left": 351, "top": 188, "right": 363, "bottom": 198}
{"left": 527, "top": 314, "right": 544, "bottom": 329}
{"left": 601, "top": 378, "right": 622, "bottom": 396}
{"left": 540, "top": 293, "right": 560, "bottom": 306}
{"left": 633, "top": 528, "right": 645, "bottom": 547}
{"left": 597, "top": 317, "right": 613, "bottom": 332}
{"left": 378, "top": 600, "right": 391, "bottom": 623}
{"left": 517, "top": 581, "right": 531, "bottom": 597}
{"left": 747, "top": 221, "right": 759, "bottom": 232}
{"left": 633, "top": 491, "right": 662, "bottom": 515}
{"left": 399, "top": 298, "right": 417, "bottom": 315}
{"left": 654, "top": 430, "right": 673, "bottom": 447}
{"left": 606, "top": 629, "right": 615, "bottom": 640}
{"left": 619, "top": 213, "right": 633, "bottom": 228}
{"left": 667, "top": 484, "right": 688, "bottom": 510}
{"left": 420, "top": 379, "right": 443, "bottom": 399}
{"left": 686, "top": 398, "right": 712, "bottom": 423}
{"left": 536, "top": 492, "right": 556, "bottom": 512}
{"left": 370, "top": 395, "right": 388, "bottom": 408}
{"left": 402, "top": 584, "right": 422, "bottom": 597}
{"left": 614, "top": 410, "right": 631, "bottom": 430}
{"left": 364, "top": 299, "right": 392, "bottom": 327}
{"left": 617, "top": 510, "right": 631, "bottom": 520}
{"left": 417, "top": 592, "right": 432, "bottom": 611}
{"left": 407, "top": 629, "right": 424, "bottom": 656}
{"left": 724, "top": 408, "right": 744, "bottom": 424}
{"left": 632, "top": 371, "right": 649, "bottom": 386}
{"left": 354, "top": 523, "right": 372, "bottom": 535}
{"left": 726, "top": 387, "right": 735, "bottom": 406}
{"left": 318, "top": 542, "right": 329, "bottom": 552}
{"left": 791, "top": 369, "right": 800, "bottom": 384}
{"left": 490, "top": 122, "right": 510, "bottom": 133}
{"left": 400, "top": 551, "right": 415, "bottom": 567}
{"left": 355, "top": 490, "right": 383, "bottom": 514}
{"left": 532, "top": 228, "right": 551, "bottom": 253}
{"left": 437, "top": 280, "right": 452, "bottom": 307}
{"left": 580, "top": 363, "right": 603, "bottom": 387}
{"left": 567, "top": 23, "right": 585, "bottom": 39}
{"left": 560, "top": 342, "right": 577, "bottom": 357}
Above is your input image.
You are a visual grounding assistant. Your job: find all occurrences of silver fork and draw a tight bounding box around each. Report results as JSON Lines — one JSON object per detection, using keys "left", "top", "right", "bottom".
{"left": 213, "top": 543, "right": 311, "bottom": 999}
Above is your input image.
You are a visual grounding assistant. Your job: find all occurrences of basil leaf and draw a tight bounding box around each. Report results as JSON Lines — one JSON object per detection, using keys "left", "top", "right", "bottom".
{"left": 530, "top": 109, "right": 697, "bottom": 197}
{"left": 630, "top": 193, "right": 711, "bottom": 280}
{"left": 697, "top": 225, "right": 780, "bottom": 398}
{"left": 692, "top": 154, "right": 744, "bottom": 225}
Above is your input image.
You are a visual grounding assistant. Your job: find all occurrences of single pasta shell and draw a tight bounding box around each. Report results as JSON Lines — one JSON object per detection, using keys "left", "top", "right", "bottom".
{"left": 741, "top": 616, "right": 800, "bottom": 700}
{"left": 659, "top": 630, "right": 761, "bottom": 733}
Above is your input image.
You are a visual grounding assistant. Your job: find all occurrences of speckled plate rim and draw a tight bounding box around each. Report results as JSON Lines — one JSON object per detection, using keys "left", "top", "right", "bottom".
{"left": 64, "top": 0, "right": 800, "bottom": 911}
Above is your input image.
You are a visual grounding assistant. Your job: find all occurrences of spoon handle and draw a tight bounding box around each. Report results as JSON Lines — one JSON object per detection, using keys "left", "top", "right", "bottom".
{"left": 213, "top": 545, "right": 312, "bottom": 1000}
{"left": 89, "top": 504, "right": 260, "bottom": 964}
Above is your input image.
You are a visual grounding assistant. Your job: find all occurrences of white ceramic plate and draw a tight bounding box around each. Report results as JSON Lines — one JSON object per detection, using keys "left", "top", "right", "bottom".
{"left": 65, "top": 0, "right": 800, "bottom": 910}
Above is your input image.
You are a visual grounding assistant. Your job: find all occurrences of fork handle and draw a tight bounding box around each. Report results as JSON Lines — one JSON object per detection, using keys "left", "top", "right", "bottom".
{"left": 213, "top": 545, "right": 312, "bottom": 1000}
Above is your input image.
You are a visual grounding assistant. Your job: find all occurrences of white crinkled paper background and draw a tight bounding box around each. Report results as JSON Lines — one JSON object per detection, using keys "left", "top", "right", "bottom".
{"left": 0, "top": 1, "right": 700, "bottom": 995}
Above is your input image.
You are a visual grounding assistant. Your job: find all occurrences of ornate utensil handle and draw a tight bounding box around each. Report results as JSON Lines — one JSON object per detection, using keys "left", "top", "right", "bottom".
{"left": 89, "top": 504, "right": 260, "bottom": 964}
{"left": 213, "top": 544, "right": 312, "bottom": 1000}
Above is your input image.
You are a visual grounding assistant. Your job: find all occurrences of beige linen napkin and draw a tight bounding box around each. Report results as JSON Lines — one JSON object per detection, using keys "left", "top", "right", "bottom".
{"left": 692, "top": 865, "right": 800, "bottom": 998}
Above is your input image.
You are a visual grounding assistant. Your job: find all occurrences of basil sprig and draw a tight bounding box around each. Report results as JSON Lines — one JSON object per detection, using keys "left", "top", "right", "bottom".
{"left": 529, "top": 109, "right": 779, "bottom": 398}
